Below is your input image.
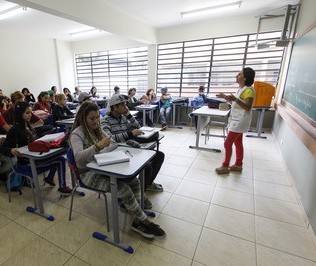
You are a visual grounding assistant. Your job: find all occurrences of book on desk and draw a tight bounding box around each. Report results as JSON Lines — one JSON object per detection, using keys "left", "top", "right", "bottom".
{"left": 94, "top": 150, "right": 130, "bottom": 166}
{"left": 37, "top": 132, "right": 65, "bottom": 142}
{"left": 137, "top": 127, "right": 157, "bottom": 139}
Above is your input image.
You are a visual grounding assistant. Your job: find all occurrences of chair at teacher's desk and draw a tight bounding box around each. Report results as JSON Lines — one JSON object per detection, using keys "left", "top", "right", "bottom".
{"left": 67, "top": 148, "right": 110, "bottom": 232}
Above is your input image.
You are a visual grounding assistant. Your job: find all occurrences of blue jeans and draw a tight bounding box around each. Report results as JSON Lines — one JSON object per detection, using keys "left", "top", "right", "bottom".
{"left": 160, "top": 106, "right": 171, "bottom": 125}
{"left": 16, "top": 156, "right": 67, "bottom": 187}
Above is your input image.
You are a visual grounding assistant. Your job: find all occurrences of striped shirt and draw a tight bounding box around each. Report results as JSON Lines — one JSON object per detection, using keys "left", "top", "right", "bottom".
{"left": 100, "top": 112, "right": 140, "bottom": 143}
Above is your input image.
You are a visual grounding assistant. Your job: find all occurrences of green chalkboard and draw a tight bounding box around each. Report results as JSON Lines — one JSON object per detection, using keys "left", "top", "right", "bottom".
{"left": 283, "top": 26, "right": 316, "bottom": 122}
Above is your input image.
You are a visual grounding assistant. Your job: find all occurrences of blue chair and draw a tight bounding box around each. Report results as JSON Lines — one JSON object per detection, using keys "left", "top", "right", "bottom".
{"left": 66, "top": 148, "right": 110, "bottom": 232}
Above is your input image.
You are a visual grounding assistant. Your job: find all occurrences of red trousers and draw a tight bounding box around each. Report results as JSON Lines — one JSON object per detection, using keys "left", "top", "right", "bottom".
{"left": 222, "top": 131, "right": 244, "bottom": 167}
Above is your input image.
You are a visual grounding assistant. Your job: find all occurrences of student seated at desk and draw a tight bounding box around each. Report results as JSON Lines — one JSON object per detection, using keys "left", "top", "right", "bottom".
{"left": 52, "top": 94, "right": 74, "bottom": 125}
{"left": 0, "top": 113, "right": 10, "bottom": 134}
{"left": 142, "top": 88, "right": 157, "bottom": 104}
{"left": 159, "top": 87, "right": 173, "bottom": 130}
{"left": 127, "top": 88, "right": 154, "bottom": 127}
{"left": 22, "top": 88, "right": 36, "bottom": 104}
{"left": 70, "top": 102, "right": 166, "bottom": 239}
{"left": 191, "top": 85, "right": 207, "bottom": 129}
{"left": 0, "top": 101, "right": 72, "bottom": 194}
{"left": 101, "top": 94, "right": 165, "bottom": 196}
{"left": 2, "top": 91, "right": 44, "bottom": 128}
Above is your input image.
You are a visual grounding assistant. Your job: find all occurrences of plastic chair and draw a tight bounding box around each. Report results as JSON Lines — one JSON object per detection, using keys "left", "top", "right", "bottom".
{"left": 66, "top": 148, "right": 110, "bottom": 232}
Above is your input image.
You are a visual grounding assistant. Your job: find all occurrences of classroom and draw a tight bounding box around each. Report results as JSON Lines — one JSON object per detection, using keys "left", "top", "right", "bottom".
{"left": 0, "top": 0, "right": 316, "bottom": 265}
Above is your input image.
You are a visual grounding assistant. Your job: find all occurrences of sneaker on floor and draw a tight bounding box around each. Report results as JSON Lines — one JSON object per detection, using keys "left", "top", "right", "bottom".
{"left": 144, "top": 197, "right": 153, "bottom": 209}
{"left": 215, "top": 166, "right": 230, "bottom": 174}
{"left": 57, "top": 186, "right": 72, "bottom": 195}
{"left": 230, "top": 165, "right": 243, "bottom": 172}
{"left": 131, "top": 220, "right": 166, "bottom": 239}
{"left": 147, "top": 182, "right": 163, "bottom": 192}
{"left": 44, "top": 177, "right": 56, "bottom": 187}
{"left": 161, "top": 124, "right": 167, "bottom": 131}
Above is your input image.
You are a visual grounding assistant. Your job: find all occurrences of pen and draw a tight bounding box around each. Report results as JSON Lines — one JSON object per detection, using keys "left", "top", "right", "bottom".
{"left": 125, "top": 150, "right": 133, "bottom": 157}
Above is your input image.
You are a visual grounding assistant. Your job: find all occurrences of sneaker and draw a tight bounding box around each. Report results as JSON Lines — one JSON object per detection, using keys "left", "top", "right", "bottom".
{"left": 230, "top": 165, "right": 243, "bottom": 172}
{"left": 44, "top": 177, "right": 56, "bottom": 187}
{"left": 161, "top": 124, "right": 167, "bottom": 131}
{"left": 57, "top": 186, "right": 72, "bottom": 195}
{"left": 131, "top": 219, "right": 166, "bottom": 239}
{"left": 215, "top": 166, "right": 230, "bottom": 174}
{"left": 147, "top": 182, "right": 163, "bottom": 192}
{"left": 144, "top": 197, "right": 153, "bottom": 209}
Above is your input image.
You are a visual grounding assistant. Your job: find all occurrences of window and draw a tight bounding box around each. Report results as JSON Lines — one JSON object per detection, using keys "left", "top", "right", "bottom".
{"left": 157, "top": 31, "right": 284, "bottom": 97}
{"left": 75, "top": 47, "right": 148, "bottom": 95}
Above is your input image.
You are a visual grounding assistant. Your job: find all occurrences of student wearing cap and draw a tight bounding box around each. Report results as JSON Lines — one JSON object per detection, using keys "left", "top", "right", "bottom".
{"left": 159, "top": 87, "right": 173, "bottom": 130}
{"left": 76, "top": 92, "right": 92, "bottom": 112}
{"left": 101, "top": 94, "right": 165, "bottom": 198}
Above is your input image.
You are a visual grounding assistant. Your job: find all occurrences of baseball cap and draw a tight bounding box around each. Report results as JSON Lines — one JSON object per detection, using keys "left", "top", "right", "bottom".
{"left": 109, "top": 94, "right": 128, "bottom": 106}
{"left": 78, "top": 92, "right": 92, "bottom": 103}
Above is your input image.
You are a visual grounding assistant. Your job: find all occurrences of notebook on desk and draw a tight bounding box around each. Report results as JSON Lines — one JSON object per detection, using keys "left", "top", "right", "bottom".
{"left": 138, "top": 127, "right": 157, "bottom": 139}
{"left": 94, "top": 150, "right": 130, "bottom": 166}
{"left": 37, "top": 132, "right": 65, "bottom": 142}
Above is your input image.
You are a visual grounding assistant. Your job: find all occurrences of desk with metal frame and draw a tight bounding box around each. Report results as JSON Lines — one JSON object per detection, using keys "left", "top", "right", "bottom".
{"left": 246, "top": 107, "right": 271, "bottom": 139}
{"left": 87, "top": 147, "right": 155, "bottom": 253}
{"left": 17, "top": 146, "right": 67, "bottom": 221}
{"left": 135, "top": 105, "right": 157, "bottom": 126}
{"left": 55, "top": 117, "right": 75, "bottom": 131}
{"left": 189, "top": 106, "right": 230, "bottom": 152}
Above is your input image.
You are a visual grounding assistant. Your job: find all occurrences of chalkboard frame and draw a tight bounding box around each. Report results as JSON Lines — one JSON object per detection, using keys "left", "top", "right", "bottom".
{"left": 279, "top": 23, "right": 316, "bottom": 156}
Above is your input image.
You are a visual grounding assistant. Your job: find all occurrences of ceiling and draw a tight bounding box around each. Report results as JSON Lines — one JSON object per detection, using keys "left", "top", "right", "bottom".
{"left": 0, "top": 0, "right": 300, "bottom": 42}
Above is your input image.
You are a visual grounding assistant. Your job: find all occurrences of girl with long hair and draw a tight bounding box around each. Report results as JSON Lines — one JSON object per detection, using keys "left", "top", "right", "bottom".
{"left": 70, "top": 102, "right": 165, "bottom": 239}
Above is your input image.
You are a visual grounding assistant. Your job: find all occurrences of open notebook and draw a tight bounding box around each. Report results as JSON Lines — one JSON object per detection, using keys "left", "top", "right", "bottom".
{"left": 94, "top": 150, "right": 130, "bottom": 166}
{"left": 137, "top": 127, "right": 157, "bottom": 139}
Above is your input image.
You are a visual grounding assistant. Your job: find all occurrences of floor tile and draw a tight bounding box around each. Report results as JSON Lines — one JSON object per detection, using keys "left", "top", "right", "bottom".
{"left": 0, "top": 222, "right": 37, "bottom": 264}
{"left": 184, "top": 167, "right": 218, "bottom": 186}
{"left": 194, "top": 228, "right": 256, "bottom": 266}
{"left": 212, "top": 187, "right": 254, "bottom": 214}
{"left": 217, "top": 175, "right": 254, "bottom": 194}
{"left": 163, "top": 194, "right": 209, "bottom": 225}
{"left": 150, "top": 214, "right": 202, "bottom": 259}
{"left": 128, "top": 242, "right": 192, "bottom": 266}
{"left": 255, "top": 195, "right": 306, "bottom": 226}
{"left": 41, "top": 213, "right": 103, "bottom": 254}
{"left": 204, "top": 204, "right": 255, "bottom": 242}
{"left": 254, "top": 168, "right": 291, "bottom": 186}
{"left": 256, "top": 216, "right": 316, "bottom": 261}
{"left": 254, "top": 180, "right": 297, "bottom": 203}
{"left": 2, "top": 236, "right": 71, "bottom": 266}
{"left": 257, "top": 244, "right": 316, "bottom": 266}
{"left": 175, "top": 180, "right": 214, "bottom": 202}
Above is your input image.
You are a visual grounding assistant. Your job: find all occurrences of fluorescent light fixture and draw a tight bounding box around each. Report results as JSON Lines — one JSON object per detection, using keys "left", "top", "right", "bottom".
{"left": 69, "top": 28, "right": 102, "bottom": 38}
{"left": 0, "top": 5, "right": 26, "bottom": 20}
{"left": 181, "top": 1, "right": 242, "bottom": 18}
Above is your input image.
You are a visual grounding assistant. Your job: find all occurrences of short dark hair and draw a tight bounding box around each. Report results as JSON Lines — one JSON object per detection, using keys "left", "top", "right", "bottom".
{"left": 243, "top": 67, "right": 255, "bottom": 86}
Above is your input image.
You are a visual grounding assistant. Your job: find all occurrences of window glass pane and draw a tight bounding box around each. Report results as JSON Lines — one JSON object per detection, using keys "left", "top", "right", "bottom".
{"left": 157, "top": 31, "right": 284, "bottom": 97}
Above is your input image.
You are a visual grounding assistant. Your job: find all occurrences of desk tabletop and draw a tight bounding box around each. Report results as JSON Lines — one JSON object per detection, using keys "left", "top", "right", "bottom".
{"left": 192, "top": 106, "right": 230, "bottom": 116}
{"left": 18, "top": 145, "right": 66, "bottom": 159}
{"left": 135, "top": 105, "right": 157, "bottom": 110}
{"left": 87, "top": 147, "right": 155, "bottom": 178}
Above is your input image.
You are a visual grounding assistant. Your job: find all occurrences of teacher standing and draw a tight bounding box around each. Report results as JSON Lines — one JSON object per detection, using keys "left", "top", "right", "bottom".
{"left": 215, "top": 67, "right": 255, "bottom": 174}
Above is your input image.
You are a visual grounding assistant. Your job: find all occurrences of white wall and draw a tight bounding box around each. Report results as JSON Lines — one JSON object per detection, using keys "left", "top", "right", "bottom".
{"left": 0, "top": 30, "right": 60, "bottom": 97}
{"left": 273, "top": 0, "right": 316, "bottom": 231}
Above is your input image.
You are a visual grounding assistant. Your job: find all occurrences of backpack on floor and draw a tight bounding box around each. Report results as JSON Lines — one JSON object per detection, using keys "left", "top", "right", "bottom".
{"left": 5, "top": 172, "right": 25, "bottom": 195}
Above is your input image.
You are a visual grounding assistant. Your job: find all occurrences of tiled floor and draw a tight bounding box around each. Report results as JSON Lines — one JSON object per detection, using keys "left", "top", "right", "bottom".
{"left": 1, "top": 126, "right": 316, "bottom": 265}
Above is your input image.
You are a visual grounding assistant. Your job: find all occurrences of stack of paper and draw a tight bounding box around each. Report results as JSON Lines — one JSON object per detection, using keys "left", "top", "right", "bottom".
{"left": 37, "top": 132, "right": 65, "bottom": 142}
{"left": 94, "top": 150, "right": 130, "bottom": 166}
{"left": 138, "top": 127, "right": 157, "bottom": 139}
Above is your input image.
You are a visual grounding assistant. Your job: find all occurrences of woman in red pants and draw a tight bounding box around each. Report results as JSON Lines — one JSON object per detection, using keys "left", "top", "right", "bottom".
{"left": 215, "top": 67, "right": 255, "bottom": 174}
